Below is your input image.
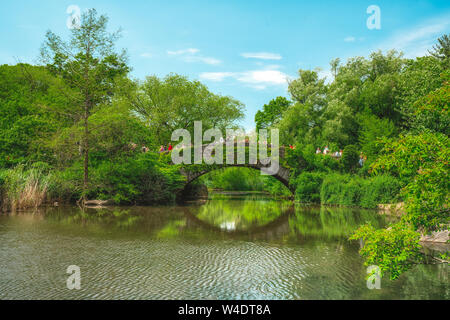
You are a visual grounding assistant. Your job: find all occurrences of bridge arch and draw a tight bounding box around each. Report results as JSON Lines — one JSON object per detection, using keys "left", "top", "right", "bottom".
{"left": 171, "top": 141, "right": 294, "bottom": 193}
{"left": 180, "top": 163, "right": 294, "bottom": 194}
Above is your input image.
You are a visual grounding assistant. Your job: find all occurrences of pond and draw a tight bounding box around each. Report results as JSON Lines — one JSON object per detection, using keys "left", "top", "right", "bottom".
{"left": 0, "top": 194, "right": 448, "bottom": 299}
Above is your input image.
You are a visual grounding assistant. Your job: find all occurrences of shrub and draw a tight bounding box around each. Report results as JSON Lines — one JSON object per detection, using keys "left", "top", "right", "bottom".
{"left": 340, "top": 176, "right": 364, "bottom": 206}
{"left": 293, "top": 171, "right": 325, "bottom": 203}
{"left": 47, "top": 163, "right": 83, "bottom": 202}
{"left": 320, "top": 174, "right": 350, "bottom": 205}
{"left": 320, "top": 173, "right": 401, "bottom": 208}
{"left": 285, "top": 144, "right": 341, "bottom": 174}
{"left": 360, "top": 175, "right": 402, "bottom": 208}
{"left": 342, "top": 144, "right": 359, "bottom": 172}
{"left": 89, "top": 152, "right": 185, "bottom": 204}
{"left": 350, "top": 222, "right": 422, "bottom": 280}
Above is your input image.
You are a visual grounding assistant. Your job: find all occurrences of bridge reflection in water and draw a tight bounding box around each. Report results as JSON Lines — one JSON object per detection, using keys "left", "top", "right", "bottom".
{"left": 13, "top": 194, "right": 387, "bottom": 242}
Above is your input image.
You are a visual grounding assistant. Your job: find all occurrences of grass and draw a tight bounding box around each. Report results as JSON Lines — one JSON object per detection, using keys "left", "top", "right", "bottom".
{"left": 0, "top": 164, "right": 52, "bottom": 212}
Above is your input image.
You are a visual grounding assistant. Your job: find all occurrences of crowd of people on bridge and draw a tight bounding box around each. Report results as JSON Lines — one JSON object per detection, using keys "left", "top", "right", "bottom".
{"left": 130, "top": 140, "right": 366, "bottom": 167}
{"left": 159, "top": 144, "right": 173, "bottom": 153}
{"left": 315, "top": 146, "right": 367, "bottom": 166}
{"left": 316, "top": 146, "right": 343, "bottom": 158}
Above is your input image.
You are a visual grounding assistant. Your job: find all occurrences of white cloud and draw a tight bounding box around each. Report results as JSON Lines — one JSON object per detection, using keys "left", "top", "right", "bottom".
{"left": 236, "top": 70, "right": 288, "bottom": 85}
{"left": 240, "top": 52, "right": 282, "bottom": 60}
{"left": 140, "top": 52, "right": 152, "bottom": 58}
{"left": 184, "top": 56, "right": 222, "bottom": 65}
{"left": 167, "top": 48, "right": 221, "bottom": 65}
{"left": 377, "top": 16, "right": 450, "bottom": 58}
{"left": 344, "top": 36, "right": 356, "bottom": 42}
{"left": 167, "top": 48, "right": 199, "bottom": 55}
{"left": 198, "top": 72, "right": 234, "bottom": 81}
{"left": 200, "top": 68, "right": 291, "bottom": 89}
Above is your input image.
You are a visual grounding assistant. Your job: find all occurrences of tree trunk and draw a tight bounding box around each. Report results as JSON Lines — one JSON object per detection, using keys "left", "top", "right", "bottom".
{"left": 83, "top": 104, "right": 89, "bottom": 203}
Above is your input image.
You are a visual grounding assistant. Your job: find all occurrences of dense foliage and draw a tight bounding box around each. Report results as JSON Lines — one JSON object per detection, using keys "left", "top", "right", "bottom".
{"left": 253, "top": 34, "right": 450, "bottom": 279}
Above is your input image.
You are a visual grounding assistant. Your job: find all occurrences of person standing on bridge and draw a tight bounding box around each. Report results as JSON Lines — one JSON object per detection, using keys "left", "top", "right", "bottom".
{"left": 168, "top": 144, "right": 173, "bottom": 151}
{"left": 159, "top": 145, "right": 165, "bottom": 153}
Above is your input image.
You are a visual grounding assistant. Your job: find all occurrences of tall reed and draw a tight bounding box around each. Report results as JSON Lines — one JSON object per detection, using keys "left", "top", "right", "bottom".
{"left": 0, "top": 164, "right": 52, "bottom": 212}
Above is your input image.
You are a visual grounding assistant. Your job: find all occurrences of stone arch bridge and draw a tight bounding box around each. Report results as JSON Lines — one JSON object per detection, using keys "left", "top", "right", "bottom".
{"left": 173, "top": 142, "right": 294, "bottom": 193}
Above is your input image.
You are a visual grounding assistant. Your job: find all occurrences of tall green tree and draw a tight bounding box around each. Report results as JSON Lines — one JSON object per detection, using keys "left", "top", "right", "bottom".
{"left": 429, "top": 33, "right": 450, "bottom": 62}
{"left": 125, "top": 74, "right": 244, "bottom": 146}
{"left": 330, "top": 58, "right": 340, "bottom": 78}
{"left": 40, "top": 9, "right": 129, "bottom": 201}
{"left": 0, "top": 64, "right": 71, "bottom": 167}
{"left": 254, "top": 96, "right": 291, "bottom": 130}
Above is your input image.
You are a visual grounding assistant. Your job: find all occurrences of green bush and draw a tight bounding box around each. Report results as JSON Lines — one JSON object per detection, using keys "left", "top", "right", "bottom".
{"left": 320, "top": 173, "right": 401, "bottom": 208}
{"left": 89, "top": 152, "right": 185, "bottom": 204}
{"left": 46, "top": 152, "right": 186, "bottom": 205}
{"left": 262, "top": 175, "right": 292, "bottom": 197}
{"left": 360, "top": 175, "right": 402, "bottom": 208}
{"left": 320, "top": 174, "right": 349, "bottom": 205}
{"left": 293, "top": 171, "right": 325, "bottom": 203}
{"left": 350, "top": 222, "right": 422, "bottom": 280}
{"left": 340, "top": 176, "right": 363, "bottom": 206}
{"left": 342, "top": 144, "right": 359, "bottom": 172}
{"left": 48, "top": 163, "right": 83, "bottom": 202}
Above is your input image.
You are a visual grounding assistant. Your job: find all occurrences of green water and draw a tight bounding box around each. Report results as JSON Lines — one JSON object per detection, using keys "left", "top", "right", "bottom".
{"left": 0, "top": 194, "right": 448, "bottom": 299}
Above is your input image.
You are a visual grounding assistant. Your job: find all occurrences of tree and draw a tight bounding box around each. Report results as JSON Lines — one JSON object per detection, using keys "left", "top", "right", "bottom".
{"left": 40, "top": 9, "right": 129, "bottom": 201}
{"left": 0, "top": 64, "right": 71, "bottom": 167}
{"left": 396, "top": 56, "right": 444, "bottom": 130}
{"left": 330, "top": 58, "right": 340, "bottom": 78}
{"left": 372, "top": 132, "right": 449, "bottom": 232}
{"left": 288, "top": 69, "right": 327, "bottom": 106}
{"left": 352, "top": 130, "right": 449, "bottom": 280}
{"left": 125, "top": 74, "right": 244, "bottom": 146}
{"left": 358, "top": 113, "right": 396, "bottom": 162}
{"left": 273, "top": 69, "right": 328, "bottom": 145}
{"left": 341, "top": 145, "right": 359, "bottom": 172}
{"left": 408, "top": 71, "right": 450, "bottom": 135}
{"left": 254, "top": 96, "right": 291, "bottom": 130}
{"left": 429, "top": 34, "right": 450, "bottom": 61}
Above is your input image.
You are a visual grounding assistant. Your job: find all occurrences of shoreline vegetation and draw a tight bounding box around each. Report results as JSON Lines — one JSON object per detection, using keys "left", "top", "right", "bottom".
{"left": 0, "top": 9, "right": 448, "bottom": 279}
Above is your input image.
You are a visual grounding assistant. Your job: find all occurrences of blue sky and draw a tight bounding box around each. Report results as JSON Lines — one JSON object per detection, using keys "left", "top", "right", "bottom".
{"left": 1, "top": 0, "right": 449, "bottom": 130}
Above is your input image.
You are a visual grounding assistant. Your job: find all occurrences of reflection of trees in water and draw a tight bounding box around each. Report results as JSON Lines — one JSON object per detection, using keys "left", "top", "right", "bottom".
{"left": 352, "top": 263, "right": 449, "bottom": 300}
{"left": 43, "top": 206, "right": 143, "bottom": 229}
{"left": 19, "top": 202, "right": 387, "bottom": 244}
{"left": 288, "top": 206, "right": 386, "bottom": 241}
{"left": 38, "top": 206, "right": 183, "bottom": 238}
{"left": 394, "top": 264, "right": 449, "bottom": 300}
